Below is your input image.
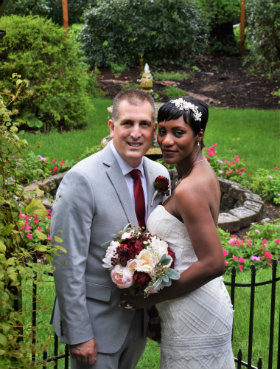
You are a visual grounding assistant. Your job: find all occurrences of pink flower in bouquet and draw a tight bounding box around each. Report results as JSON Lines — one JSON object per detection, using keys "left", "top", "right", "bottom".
{"left": 111, "top": 265, "right": 134, "bottom": 289}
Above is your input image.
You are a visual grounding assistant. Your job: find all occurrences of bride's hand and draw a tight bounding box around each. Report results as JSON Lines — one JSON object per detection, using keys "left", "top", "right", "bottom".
{"left": 120, "top": 292, "right": 154, "bottom": 309}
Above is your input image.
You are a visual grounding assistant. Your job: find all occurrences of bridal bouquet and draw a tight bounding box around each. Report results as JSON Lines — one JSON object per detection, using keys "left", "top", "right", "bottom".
{"left": 102, "top": 226, "right": 180, "bottom": 297}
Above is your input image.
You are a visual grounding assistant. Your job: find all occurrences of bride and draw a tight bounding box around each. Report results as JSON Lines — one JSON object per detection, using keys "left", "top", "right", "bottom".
{"left": 124, "top": 96, "right": 235, "bottom": 369}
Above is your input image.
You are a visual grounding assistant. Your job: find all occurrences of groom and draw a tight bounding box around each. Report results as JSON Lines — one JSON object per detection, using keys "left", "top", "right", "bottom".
{"left": 50, "top": 88, "right": 170, "bottom": 369}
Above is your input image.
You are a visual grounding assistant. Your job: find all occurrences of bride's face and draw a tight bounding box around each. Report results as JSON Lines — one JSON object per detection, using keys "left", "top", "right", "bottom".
{"left": 157, "top": 117, "right": 197, "bottom": 165}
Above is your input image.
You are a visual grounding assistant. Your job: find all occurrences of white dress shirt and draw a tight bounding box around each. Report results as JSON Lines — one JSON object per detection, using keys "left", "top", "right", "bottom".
{"left": 110, "top": 141, "right": 148, "bottom": 222}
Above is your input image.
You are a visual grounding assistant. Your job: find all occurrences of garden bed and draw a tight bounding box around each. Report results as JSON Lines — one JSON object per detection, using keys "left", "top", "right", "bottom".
{"left": 98, "top": 55, "right": 280, "bottom": 109}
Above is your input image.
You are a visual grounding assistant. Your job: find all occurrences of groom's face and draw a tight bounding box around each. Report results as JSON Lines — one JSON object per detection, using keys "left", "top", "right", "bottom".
{"left": 108, "top": 99, "right": 155, "bottom": 168}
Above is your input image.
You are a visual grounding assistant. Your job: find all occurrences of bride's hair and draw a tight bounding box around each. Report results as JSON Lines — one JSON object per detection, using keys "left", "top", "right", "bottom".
{"left": 157, "top": 96, "right": 209, "bottom": 138}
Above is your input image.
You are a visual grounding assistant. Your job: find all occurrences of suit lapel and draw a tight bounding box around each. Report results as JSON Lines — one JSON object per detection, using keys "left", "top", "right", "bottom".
{"left": 102, "top": 145, "right": 138, "bottom": 226}
{"left": 143, "top": 158, "right": 156, "bottom": 216}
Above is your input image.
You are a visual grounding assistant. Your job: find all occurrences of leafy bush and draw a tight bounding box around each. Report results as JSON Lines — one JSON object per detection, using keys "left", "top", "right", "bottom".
{"left": 4, "top": 0, "right": 97, "bottom": 25}
{"left": 0, "top": 15, "right": 94, "bottom": 132}
{"left": 80, "top": 0, "right": 208, "bottom": 68}
{"left": 0, "top": 78, "right": 59, "bottom": 368}
{"left": 246, "top": 0, "right": 280, "bottom": 75}
{"left": 110, "top": 62, "right": 128, "bottom": 77}
{"left": 163, "top": 86, "right": 189, "bottom": 98}
{"left": 245, "top": 168, "right": 280, "bottom": 205}
{"left": 195, "top": 0, "right": 239, "bottom": 54}
{"left": 219, "top": 219, "right": 280, "bottom": 274}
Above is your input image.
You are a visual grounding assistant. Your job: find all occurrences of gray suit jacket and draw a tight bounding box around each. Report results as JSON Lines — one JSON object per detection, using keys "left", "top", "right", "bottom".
{"left": 50, "top": 144, "right": 170, "bottom": 354}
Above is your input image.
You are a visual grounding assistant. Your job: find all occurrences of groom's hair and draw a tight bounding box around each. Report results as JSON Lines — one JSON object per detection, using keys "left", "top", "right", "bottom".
{"left": 112, "top": 88, "right": 155, "bottom": 125}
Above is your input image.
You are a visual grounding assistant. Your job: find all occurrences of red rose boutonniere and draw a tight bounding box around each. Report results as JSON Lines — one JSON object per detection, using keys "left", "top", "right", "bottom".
{"left": 151, "top": 176, "right": 169, "bottom": 206}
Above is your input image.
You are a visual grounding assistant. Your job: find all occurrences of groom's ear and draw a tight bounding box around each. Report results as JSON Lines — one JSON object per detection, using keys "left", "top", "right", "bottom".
{"left": 108, "top": 120, "right": 115, "bottom": 138}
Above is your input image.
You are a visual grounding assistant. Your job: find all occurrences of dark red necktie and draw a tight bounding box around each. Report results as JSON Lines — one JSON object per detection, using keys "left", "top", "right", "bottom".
{"left": 129, "top": 169, "right": 146, "bottom": 228}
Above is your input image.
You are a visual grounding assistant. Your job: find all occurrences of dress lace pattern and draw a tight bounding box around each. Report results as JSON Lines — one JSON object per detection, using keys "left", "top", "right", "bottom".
{"left": 147, "top": 205, "right": 235, "bottom": 369}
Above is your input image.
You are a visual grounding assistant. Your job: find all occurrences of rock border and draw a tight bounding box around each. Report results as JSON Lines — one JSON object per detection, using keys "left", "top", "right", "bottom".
{"left": 25, "top": 170, "right": 263, "bottom": 233}
{"left": 168, "top": 170, "right": 263, "bottom": 232}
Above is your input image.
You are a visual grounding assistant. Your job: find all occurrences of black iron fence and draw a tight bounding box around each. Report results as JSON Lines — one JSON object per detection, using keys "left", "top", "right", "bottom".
{"left": 18, "top": 262, "right": 280, "bottom": 369}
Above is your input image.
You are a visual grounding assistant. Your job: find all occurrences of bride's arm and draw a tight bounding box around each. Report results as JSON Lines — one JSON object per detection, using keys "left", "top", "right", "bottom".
{"left": 123, "top": 181, "right": 225, "bottom": 308}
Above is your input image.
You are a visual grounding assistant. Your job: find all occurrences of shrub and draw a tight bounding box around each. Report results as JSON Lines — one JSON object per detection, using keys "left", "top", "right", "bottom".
{"left": 246, "top": 0, "right": 280, "bottom": 75}
{"left": 220, "top": 219, "right": 280, "bottom": 274}
{"left": 80, "top": 0, "right": 208, "bottom": 68}
{"left": 0, "top": 15, "right": 94, "bottom": 132}
{"left": 0, "top": 78, "right": 59, "bottom": 368}
{"left": 163, "top": 86, "right": 189, "bottom": 98}
{"left": 195, "top": 0, "right": 239, "bottom": 54}
{"left": 3, "top": 0, "right": 97, "bottom": 25}
{"left": 246, "top": 168, "right": 280, "bottom": 205}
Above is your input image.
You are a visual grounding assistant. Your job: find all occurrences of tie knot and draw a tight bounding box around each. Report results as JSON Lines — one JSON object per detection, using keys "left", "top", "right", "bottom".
{"left": 130, "top": 169, "right": 141, "bottom": 180}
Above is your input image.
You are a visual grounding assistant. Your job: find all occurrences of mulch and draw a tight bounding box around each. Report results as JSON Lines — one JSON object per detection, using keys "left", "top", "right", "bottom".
{"left": 97, "top": 55, "right": 280, "bottom": 109}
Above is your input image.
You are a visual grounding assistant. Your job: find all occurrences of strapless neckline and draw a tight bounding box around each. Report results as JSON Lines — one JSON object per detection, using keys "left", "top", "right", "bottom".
{"left": 157, "top": 205, "right": 185, "bottom": 226}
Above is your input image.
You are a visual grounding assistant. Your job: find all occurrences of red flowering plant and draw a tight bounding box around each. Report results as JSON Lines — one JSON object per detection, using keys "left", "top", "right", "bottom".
{"left": 219, "top": 218, "right": 280, "bottom": 273}
{"left": 203, "top": 144, "right": 247, "bottom": 182}
{"left": 102, "top": 226, "right": 179, "bottom": 297}
{"left": 151, "top": 176, "right": 170, "bottom": 206}
{"left": 18, "top": 198, "right": 53, "bottom": 262}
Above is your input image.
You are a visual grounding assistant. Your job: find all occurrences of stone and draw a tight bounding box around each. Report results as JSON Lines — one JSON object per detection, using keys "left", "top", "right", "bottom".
{"left": 221, "top": 193, "right": 236, "bottom": 210}
{"left": 218, "top": 177, "right": 233, "bottom": 193}
{"left": 42, "top": 198, "right": 53, "bottom": 208}
{"left": 228, "top": 182, "right": 247, "bottom": 200}
{"left": 243, "top": 191, "right": 263, "bottom": 204}
{"left": 24, "top": 183, "right": 40, "bottom": 192}
{"left": 229, "top": 207, "right": 256, "bottom": 228}
{"left": 244, "top": 200, "right": 263, "bottom": 214}
{"left": 218, "top": 213, "right": 240, "bottom": 232}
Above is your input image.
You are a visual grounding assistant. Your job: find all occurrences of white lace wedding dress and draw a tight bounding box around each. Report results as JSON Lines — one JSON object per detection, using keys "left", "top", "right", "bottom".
{"left": 147, "top": 205, "right": 235, "bottom": 369}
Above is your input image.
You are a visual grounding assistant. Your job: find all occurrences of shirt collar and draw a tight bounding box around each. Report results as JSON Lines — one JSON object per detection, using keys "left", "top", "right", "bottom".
{"left": 110, "top": 140, "right": 144, "bottom": 176}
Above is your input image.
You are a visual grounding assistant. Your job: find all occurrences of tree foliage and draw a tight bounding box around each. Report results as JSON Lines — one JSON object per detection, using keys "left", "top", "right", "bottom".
{"left": 246, "top": 0, "right": 280, "bottom": 75}
{"left": 0, "top": 15, "right": 93, "bottom": 132}
{"left": 195, "top": 0, "right": 239, "bottom": 54}
{"left": 80, "top": 0, "right": 208, "bottom": 68}
{"left": 3, "top": 0, "right": 97, "bottom": 25}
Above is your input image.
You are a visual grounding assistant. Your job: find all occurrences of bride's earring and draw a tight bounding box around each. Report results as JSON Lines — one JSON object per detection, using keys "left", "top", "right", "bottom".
{"left": 197, "top": 142, "right": 200, "bottom": 146}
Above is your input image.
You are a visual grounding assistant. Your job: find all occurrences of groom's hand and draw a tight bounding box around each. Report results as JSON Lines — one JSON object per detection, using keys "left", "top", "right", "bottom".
{"left": 70, "top": 338, "right": 97, "bottom": 365}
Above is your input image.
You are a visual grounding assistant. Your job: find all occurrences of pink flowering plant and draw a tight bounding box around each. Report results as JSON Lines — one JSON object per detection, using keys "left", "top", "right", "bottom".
{"left": 3, "top": 151, "right": 51, "bottom": 186}
{"left": 219, "top": 218, "right": 280, "bottom": 273}
{"left": 18, "top": 203, "right": 52, "bottom": 262}
{"left": 203, "top": 145, "right": 280, "bottom": 205}
{"left": 203, "top": 144, "right": 247, "bottom": 182}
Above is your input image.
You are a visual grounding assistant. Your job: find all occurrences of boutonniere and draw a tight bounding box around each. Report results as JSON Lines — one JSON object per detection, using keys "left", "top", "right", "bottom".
{"left": 151, "top": 176, "right": 169, "bottom": 206}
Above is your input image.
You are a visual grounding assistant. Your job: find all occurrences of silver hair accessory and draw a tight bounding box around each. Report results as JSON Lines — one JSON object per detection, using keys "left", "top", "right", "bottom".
{"left": 170, "top": 98, "right": 202, "bottom": 122}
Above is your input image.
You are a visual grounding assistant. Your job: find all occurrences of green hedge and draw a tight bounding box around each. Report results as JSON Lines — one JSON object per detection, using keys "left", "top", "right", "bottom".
{"left": 0, "top": 15, "right": 93, "bottom": 132}
{"left": 80, "top": 0, "right": 208, "bottom": 68}
{"left": 246, "top": 0, "right": 280, "bottom": 75}
{"left": 3, "top": 0, "right": 97, "bottom": 25}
